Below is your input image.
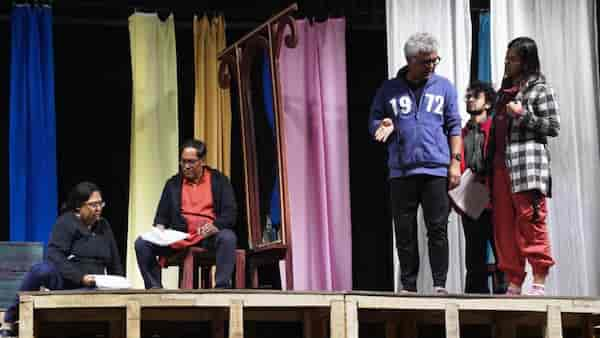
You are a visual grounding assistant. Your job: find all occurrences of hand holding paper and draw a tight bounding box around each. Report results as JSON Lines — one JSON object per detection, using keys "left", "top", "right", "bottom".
{"left": 140, "top": 226, "right": 189, "bottom": 246}
{"left": 448, "top": 169, "right": 490, "bottom": 219}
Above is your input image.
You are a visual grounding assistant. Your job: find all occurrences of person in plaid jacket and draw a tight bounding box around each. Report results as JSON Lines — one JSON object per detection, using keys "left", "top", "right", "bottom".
{"left": 487, "top": 37, "right": 560, "bottom": 296}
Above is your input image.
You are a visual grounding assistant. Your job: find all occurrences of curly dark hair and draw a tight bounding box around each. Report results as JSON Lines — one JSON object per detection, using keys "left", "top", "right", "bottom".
{"left": 467, "top": 81, "right": 496, "bottom": 106}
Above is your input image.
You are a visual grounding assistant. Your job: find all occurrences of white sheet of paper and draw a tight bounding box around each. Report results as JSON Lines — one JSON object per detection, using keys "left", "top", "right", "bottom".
{"left": 140, "top": 227, "right": 189, "bottom": 246}
{"left": 90, "top": 275, "right": 131, "bottom": 289}
{"left": 448, "top": 168, "right": 490, "bottom": 219}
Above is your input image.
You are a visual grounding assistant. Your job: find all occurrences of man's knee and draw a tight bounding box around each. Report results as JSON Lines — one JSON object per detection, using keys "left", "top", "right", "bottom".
{"left": 31, "top": 262, "right": 55, "bottom": 280}
{"left": 134, "top": 236, "right": 147, "bottom": 253}
{"left": 217, "top": 228, "right": 237, "bottom": 247}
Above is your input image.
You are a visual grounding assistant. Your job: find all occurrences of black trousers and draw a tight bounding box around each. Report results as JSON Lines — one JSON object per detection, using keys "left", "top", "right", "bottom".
{"left": 390, "top": 174, "right": 449, "bottom": 291}
{"left": 135, "top": 228, "right": 237, "bottom": 289}
{"left": 462, "top": 210, "right": 493, "bottom": 294}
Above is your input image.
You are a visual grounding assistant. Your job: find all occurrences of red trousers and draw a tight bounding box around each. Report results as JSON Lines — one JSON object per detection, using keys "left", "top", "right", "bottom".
{"left": 492, "top": 164, "right": 555, "bottom": 286}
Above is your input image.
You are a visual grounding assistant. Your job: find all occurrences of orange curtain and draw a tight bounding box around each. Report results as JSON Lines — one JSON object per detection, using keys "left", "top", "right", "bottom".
{"left": 193, "top": 15, "right": 231, "bottom": 176}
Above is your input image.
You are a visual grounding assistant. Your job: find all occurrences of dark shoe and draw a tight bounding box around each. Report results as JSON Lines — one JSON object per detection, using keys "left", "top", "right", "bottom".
{"left": 434, "top": 287, "right": 449, "bottom": 295}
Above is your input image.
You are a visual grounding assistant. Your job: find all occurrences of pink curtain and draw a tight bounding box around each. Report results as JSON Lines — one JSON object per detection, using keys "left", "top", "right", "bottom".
{"left": 279, "top": 18, "right": 352, "bottom": 291}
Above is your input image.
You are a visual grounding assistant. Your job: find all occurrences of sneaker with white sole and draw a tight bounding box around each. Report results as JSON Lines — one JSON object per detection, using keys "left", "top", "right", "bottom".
{"left": 525, "top": 283, "right": 545, "bottom": 296}
{"left": 434, "top": 287, "right": 448, "bottom": 295}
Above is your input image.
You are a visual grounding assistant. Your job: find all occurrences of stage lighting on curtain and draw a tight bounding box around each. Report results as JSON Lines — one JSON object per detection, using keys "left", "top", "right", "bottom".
{"left": 127, "top": 13, "right": 179, "bottom": 288}
{"left": 9, "top": 4, "right": 58, "bottom": 246}
{"left": 386, "top": 0, "right": 472, "bottom": 294}
{"left": 279, "top": 18, "right": 353, "bottom": 291}
{"left": 491, "top": 0, "right": 600, "bottom": 296}
{"left": 193, "top": 15, "right": 232, "bottom": 177}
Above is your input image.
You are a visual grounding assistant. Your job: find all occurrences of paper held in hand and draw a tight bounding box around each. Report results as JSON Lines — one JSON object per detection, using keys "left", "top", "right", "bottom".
{"left": 90, "top": 275, "right": 131, "bottom": 289}
{"left": 140, "top": 227, "right": 189, "bottom": 246}
{"left": 448, "top": 168, "right": 490, "bottom": 219}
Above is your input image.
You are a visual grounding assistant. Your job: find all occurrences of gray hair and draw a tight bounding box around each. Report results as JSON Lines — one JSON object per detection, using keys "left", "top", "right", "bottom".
{"left": 404, "top": 33, "right": 439, "bottom": 60}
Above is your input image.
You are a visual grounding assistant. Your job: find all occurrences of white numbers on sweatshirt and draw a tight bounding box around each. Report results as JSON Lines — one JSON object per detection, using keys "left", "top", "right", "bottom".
{"left": 389, "top": 96, "right": 412, "bottom": 116}
{"left": 390, "top": 94, "right": 444, "bottom": 117}
{"left": 425, "top": 94, "right": 444, "bottom": 115}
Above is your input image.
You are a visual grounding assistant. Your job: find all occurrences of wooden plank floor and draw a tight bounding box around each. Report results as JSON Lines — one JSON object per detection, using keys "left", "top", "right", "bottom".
{"left": 15, "top": 290, "right": 600, "bottom": 338}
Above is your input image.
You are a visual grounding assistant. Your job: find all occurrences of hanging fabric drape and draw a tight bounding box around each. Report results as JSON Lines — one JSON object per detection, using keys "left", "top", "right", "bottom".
{"left": 491, "top": 0, "right": 600, "bottom": 296}
{"left": 127, "top": 13, "right": 179, "bottom": 288}
{"left": 262, "top": 54, "right": 282, "bottom": 234}
{"left": 386, "top": 0, "right": 472, "bottom": 293}
{"left": 193, "top": 15, "right": 232, "bottom": 177}
{"left": 9, "top": 4, "right": 58, "bottom": 246}
{"left": 279, "top": 18, "right": 352, "bottom": 291}
{"left": 477, "top": 12, "right": 492, "bottom": 82}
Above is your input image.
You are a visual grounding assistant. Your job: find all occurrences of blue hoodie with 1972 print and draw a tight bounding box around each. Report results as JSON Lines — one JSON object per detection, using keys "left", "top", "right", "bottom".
{"left": 369, "top": 67, "right": 462, "bottom": 178}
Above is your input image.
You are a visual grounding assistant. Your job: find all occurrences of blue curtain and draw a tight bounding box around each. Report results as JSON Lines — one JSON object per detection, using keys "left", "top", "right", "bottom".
{"left": 477, "top": 12, "right": 491, "bottom": 82}
{"left": 9, "top": 5, "right": 58, "bottom": 245}
{"left": 262, "top": 54, "right": 282, "bottom": 232}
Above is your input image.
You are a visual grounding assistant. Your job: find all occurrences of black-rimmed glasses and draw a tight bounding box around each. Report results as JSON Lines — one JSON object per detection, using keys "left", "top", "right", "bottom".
{"left": 85, "top": 201, "right": 106, "bottom": 209}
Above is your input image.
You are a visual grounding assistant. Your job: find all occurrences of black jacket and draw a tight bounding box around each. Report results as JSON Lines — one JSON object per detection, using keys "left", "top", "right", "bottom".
{"left": 47, "top": 212, "right": 124, "bottom": 286}
{"left": 153, "top": 168, "right": 237, "bottom": 232}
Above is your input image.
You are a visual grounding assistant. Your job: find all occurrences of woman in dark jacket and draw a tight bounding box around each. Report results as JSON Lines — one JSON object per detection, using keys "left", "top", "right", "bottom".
{"left": 1, "top": 182, "right": 123, "bottom": 337}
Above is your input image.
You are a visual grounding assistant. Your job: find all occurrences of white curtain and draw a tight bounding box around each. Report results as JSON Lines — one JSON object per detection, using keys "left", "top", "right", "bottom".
{"left": 386, "top": 0, "right": 472, "bottom": 293}
{"left": 127, "top": 13, "right": 180, "bottom": 289}
{"left": 491, "top": 0, "right": 600, "bottom": 296}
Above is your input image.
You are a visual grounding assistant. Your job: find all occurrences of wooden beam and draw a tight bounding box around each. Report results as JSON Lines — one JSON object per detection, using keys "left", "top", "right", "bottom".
{"left": 329, "top": 300, "right": 346, "bottom": 338}
{"left": 18, "top": 295, "right": 34, "bottom": 338}
{"left": 229, "top": 299, "right": 244, "bottom": 338}
{"left": 30, "top": 292, "right": 344, "bottom": 309}
{"left": 344, "top": 300, "right": 358, "bottom": 338}
{"left": 445, "top": 303, "right": 460, "bottom": 338}
{"left": 345, "top": 295, "right": 600, "bottom": 313}
{"left": 545, "top": 305, "right": 563, "bottom": 338}
{"left": 217, "top": 3, "right": 298, "bottom": 58}
{"left": 126, "top": 301, "right": 141, "bottom": 338}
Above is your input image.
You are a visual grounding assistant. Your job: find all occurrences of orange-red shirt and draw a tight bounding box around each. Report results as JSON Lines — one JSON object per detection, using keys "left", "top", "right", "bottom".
{"left": 181, "top": 168, "right": 216, "bottom": 232}
{"left": 169, "top": 168, "right": 215, "bottom": 251}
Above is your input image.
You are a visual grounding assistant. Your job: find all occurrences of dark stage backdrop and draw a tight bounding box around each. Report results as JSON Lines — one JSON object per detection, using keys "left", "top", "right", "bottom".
{"left": 0, "top": 11, "right": 394, "bottom": 291}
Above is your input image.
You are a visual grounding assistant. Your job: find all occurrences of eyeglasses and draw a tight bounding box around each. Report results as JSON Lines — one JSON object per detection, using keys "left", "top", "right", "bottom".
{"left": 416, "top": 56, "right": 441, "bottom": 66}
{"left": 85, "top": 201, "right": 106, "bottom": 209}
{"left": 180, "top": 159, "right": 201, "bottom": 167}
{"left": 464, "top": 93, "right": 480, "bottom": 101}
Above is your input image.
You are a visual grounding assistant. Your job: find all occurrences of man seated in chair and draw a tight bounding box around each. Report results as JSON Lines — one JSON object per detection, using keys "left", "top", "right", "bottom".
{"left": 135, "top": 139, "right": 238, "bottom": 289}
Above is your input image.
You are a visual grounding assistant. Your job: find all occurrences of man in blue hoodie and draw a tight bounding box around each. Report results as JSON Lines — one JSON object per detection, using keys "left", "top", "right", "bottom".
{"left": 369, "top": 32, "right": 462, "bottom": 294}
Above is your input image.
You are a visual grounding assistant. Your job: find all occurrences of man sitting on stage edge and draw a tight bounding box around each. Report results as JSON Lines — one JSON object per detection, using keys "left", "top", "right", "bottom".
{"left": 135, "top": 139, "right": 238, "bottom": 289}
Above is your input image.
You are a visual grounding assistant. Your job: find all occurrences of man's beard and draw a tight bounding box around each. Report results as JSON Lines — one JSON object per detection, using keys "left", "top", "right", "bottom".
{"left": 467, "top": 109, "right": 485, "bottom": 116}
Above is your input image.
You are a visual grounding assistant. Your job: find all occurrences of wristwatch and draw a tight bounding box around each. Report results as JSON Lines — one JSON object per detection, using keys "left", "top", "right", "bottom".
{"left": 452, "top": 153, "right": 462, "bottom": 162}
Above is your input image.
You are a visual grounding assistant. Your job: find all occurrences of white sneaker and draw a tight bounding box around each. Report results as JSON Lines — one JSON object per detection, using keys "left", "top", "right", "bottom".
{"left": 525, "top": 283, "right": 545, "bottom": 296}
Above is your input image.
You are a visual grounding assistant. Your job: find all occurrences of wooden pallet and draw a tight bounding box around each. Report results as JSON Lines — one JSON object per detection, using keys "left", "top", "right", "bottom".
{"left": 18, "top": 289, "right": 344, "bottom": 338}
{"left": 17, "top": 290, "right": 600, "bottom": 338}
{"left": 346, "top": 291, "right": 600, "bottom": 338}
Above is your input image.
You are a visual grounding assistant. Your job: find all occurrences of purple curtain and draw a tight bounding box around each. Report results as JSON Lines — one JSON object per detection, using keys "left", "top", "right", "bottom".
{"left": 279, "top": 18, "right": 352, "bottom": 291}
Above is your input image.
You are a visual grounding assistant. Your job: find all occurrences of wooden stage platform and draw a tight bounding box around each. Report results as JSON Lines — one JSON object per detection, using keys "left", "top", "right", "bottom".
{"left": 9, "top": 289, "right": 600, "bottom": 338}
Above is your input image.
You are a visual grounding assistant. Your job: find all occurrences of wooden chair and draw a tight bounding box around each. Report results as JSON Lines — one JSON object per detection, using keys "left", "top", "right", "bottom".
{"left": 176, "top": 247, "right": 246, "bottom": 289}
{"left": 247, "top": 244, "right": 288, "bottom": 288}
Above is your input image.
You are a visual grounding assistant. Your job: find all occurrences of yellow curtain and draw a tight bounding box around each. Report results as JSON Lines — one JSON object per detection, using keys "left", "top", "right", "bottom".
{"left": 127, "top": 13, "right": 180, "bottom": 289}
{"left": 193, "top": 15, "right": 232, "bottom": 176}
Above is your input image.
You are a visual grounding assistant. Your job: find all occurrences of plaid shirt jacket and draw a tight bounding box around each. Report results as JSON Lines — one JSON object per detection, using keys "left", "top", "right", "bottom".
{"left": 488, "top": 75, "right": 560, "bottom": 197}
